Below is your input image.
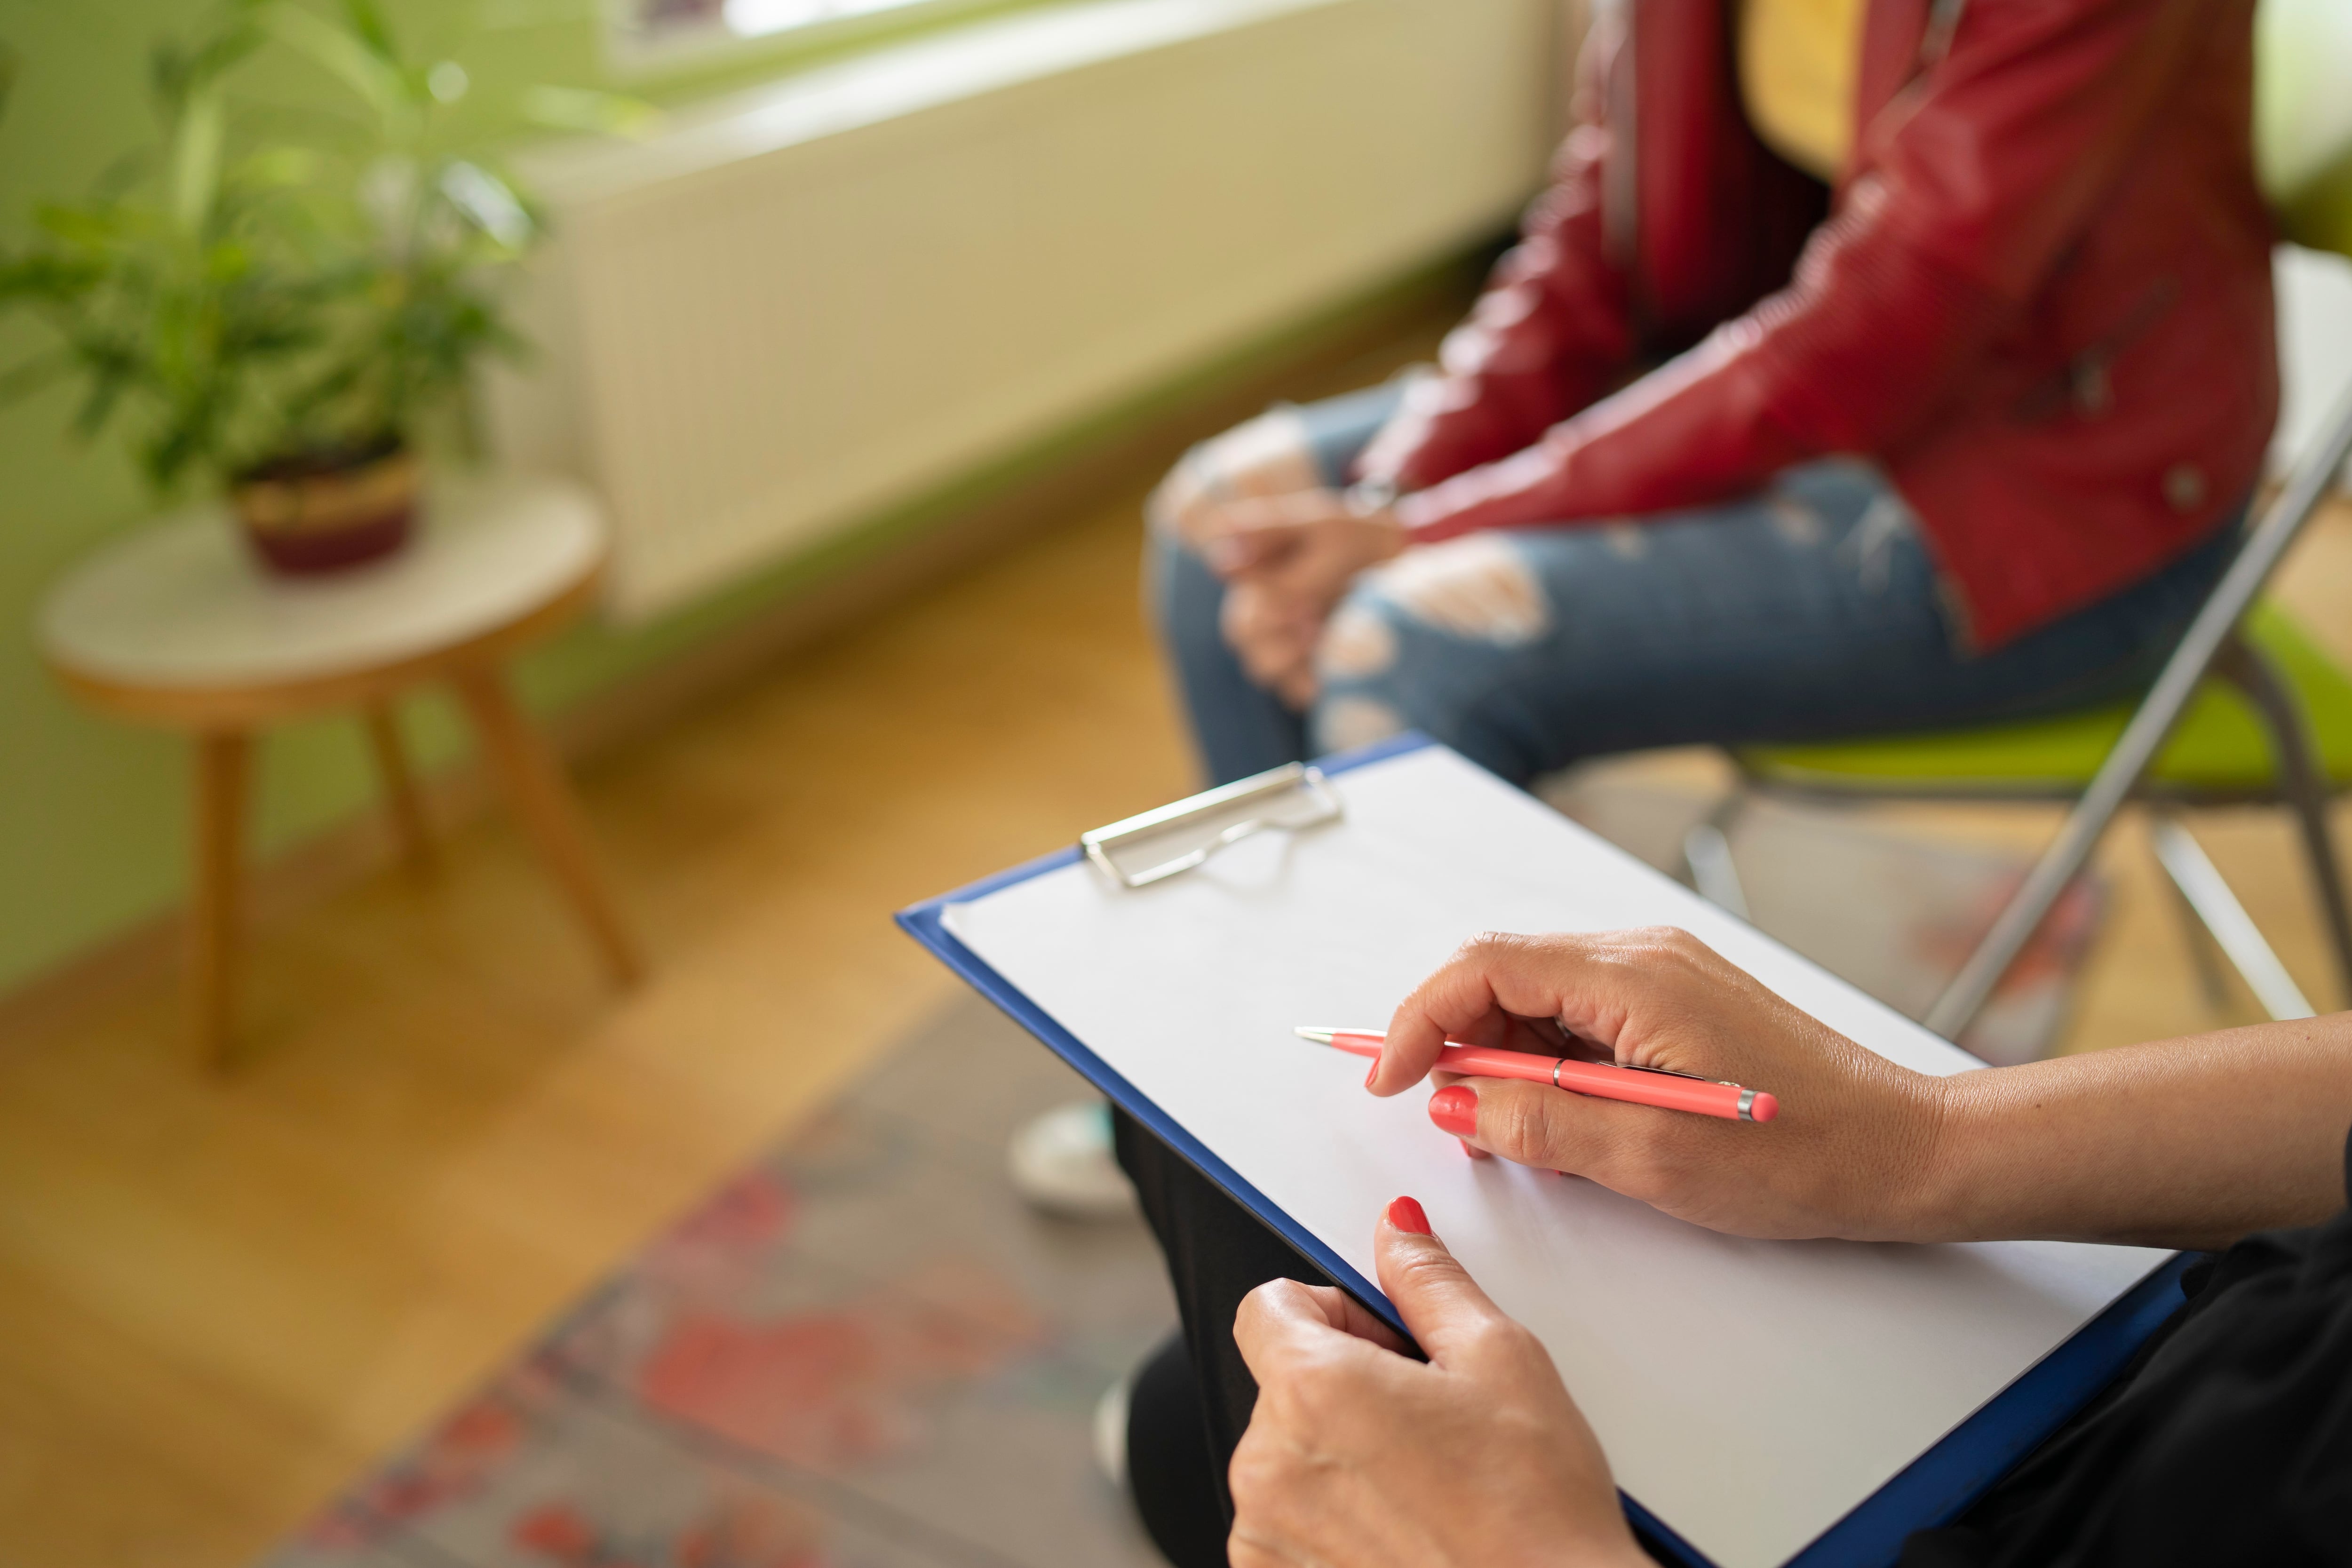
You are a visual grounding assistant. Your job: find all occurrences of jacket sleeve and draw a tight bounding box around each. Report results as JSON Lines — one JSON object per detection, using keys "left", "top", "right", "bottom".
{"left": 1352, "top": 80, "right": 1641, "bottom": 489}
{"left": 1396, "top": 0, "right": 2219, "bottom": 542}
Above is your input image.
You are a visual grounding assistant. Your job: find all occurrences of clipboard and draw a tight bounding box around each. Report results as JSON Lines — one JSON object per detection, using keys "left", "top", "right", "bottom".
{"left": 898, "top": 733, "right": 2192, "bottom": 1568}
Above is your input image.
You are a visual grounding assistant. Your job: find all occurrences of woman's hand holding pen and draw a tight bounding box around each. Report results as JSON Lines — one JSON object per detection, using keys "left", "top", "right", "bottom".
{"left": 1229, "top": 1198, "right": 1646, "bottom": 1568}
{"left": 1365, "top": 924, "right": 2352, "bottom": 1250}
{"left": 1232, "top": 927, "right": 2352, "bottom": 1564}
{"left": 1235, "top": 931, "right": 2352, "bottom": 1566}
{"left": 1236, "top": 942, "right": 1936, "bottom": 1568}
{"left": 1367, "top": 928, "right": 1951, "bottom": 1242}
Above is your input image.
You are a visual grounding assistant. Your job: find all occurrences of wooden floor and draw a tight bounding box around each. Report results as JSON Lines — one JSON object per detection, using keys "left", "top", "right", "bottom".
{"left": 4, "top": 315, "right": 2349, "bottom": 1566}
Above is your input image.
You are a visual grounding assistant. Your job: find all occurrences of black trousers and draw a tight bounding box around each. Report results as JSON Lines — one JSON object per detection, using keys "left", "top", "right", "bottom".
{"left": 1112, "top": 1105, "right": 1343, "bottom": 1566}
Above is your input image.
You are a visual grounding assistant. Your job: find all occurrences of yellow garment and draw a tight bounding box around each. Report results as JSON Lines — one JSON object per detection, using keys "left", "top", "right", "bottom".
{"left": 1739, "top": 0, "right": 1869, "bottom": 182}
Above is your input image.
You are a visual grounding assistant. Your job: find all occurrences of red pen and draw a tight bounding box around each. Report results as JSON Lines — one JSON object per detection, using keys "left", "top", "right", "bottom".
{"left": 1295, "top": 1027, "right": 1779, "bottom": 1123}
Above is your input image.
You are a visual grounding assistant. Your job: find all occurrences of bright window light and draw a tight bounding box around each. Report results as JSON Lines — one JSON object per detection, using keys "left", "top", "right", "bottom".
{"left": 615, "top": 0, "right": 943, "bottom": 56}
{"left": 724, "top": 0, "right": 934, "bottom": 38}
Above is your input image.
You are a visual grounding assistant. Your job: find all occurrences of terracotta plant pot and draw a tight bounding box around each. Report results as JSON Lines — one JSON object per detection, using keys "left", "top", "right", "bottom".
{"left": 229, "top": 437, "right": 420, "bottom": 576}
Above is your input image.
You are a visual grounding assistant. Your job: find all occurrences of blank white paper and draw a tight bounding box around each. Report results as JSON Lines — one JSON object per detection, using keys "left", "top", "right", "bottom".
{"left": 943, "top": 746, "right": 2167, "bottom": 1568}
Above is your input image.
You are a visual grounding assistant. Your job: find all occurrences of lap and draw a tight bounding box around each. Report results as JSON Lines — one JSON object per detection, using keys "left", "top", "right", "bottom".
{"left": 1157, "top": 386, "right": 2238, "bottom": 789}
{"left": 1311, "top": 463, "right": 2234, "bottom": 783}
{"left": 1112, "top": 1104, "right": 1339, "bottom": 1514}
{"left": 1164, "top": 380, "right": 1408, "bottom": 511}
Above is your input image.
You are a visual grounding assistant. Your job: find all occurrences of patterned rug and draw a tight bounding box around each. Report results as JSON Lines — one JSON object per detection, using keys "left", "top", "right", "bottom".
{"left": 259, "top": 796, "right": 2099, "bottom": 1568}
{"left": 264, "top": 1000, "right": 1176, "bottom": 1568}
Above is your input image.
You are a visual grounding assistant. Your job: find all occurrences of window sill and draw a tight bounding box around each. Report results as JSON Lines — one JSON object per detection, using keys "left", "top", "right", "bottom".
{"left": 605, "top": 0, "right": 1049, "bottom": 85}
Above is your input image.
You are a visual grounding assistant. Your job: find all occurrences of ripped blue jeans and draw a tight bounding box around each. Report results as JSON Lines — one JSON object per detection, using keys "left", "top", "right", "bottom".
{"left": 1151, "top": 381, "right": 2242, "bottom": 787}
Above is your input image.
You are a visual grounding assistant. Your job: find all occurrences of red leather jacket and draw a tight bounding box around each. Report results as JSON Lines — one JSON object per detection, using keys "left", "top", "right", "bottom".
{"left": 1370, "top": 0, "right": 2277, "bottom": 650}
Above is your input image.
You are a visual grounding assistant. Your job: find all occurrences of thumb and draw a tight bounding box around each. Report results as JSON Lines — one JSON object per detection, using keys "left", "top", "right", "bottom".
{"left": 1205, "top": 517, "right": 1300, "bottom": 576}
{"left": 1374, "top": 1196, "right": 1513, "bottom": 1368}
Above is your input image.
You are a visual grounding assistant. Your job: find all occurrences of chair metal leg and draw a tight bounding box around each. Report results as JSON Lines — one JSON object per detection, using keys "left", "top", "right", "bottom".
{"left": 2156, "top": 819, "right": 2236, "bottom": 1015}
{"left": 2213, "top": 636, "right": 2352, "bottom": 1008}
{"left": 1681, "top": 783, "right": 1750, "bottom": 920}
{"left": 2149, "top": 815, "right": 2314, "bottom": 1020}
{"left": 1924, "top": 378, "right": 2352, "bottom": 1040}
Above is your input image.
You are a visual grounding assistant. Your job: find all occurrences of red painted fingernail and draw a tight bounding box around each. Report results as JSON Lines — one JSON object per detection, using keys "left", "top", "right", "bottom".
{"left": 1386, "top": 1196, "right": 1430, "bottom": 1234}
{"left": 1460, "top": 1138, "right": 1489, "bottom": 1160}
{"left": 1364, "top": 1055, "right": 1380, "bottom": 1090}
{"left": 1428, "top": 1083, "right": 1478, "bottom": 1138}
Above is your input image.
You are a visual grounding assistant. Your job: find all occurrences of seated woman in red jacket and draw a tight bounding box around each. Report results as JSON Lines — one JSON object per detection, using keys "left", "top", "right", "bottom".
{"left": 1150, "top": 0, "right": 2275, "bottom": 788}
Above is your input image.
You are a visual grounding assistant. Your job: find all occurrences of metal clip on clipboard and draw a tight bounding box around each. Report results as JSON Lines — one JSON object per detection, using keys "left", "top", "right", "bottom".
{"left": 1081, "top": 762, "right": 1343, "bottom": 888}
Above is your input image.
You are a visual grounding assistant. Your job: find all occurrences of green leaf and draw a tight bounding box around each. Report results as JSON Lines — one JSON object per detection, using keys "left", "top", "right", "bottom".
{"left": 5, "top": 0, "right": 558, "bottom": 493}
{"left": 32, "top": 203, "right": 124, "bottom": 251}
{"left": 0, "top": 253, "right": 102, "bottom": 305}
{"left": 520, "top": 85, "right": 661, "bottom": 139}
{"left": 145, "top": 416, "right": 207, "bottom": 489}
{"left": 189, "top": 21, "right": 264, "bottom": 91}
{"left": 339, "top": 0, "right": 402, "bottom": 64}
{"left": 234, "top": 145, "right": 324, "bottom": 187}
{"left": 438, "top": 161, "right": 533, "bottom": 250}
{"left": 171, "top": 84, "right": 226, "bottom": 232}
{"left": 152, "top": 18, "right": 260, "bottom": 116}
{"left": 149, "top": 38, "right": 191, "bottom": 117}
{"left": 203, "top": 239, "right": 254, "bottom": 281}
{"left": 260, "top": 4, "right": 402, "bottom": 118}
{"left": 72, "top": 366, "right": 127, "bottom": 439}
{"left": 92, "top": 147, "right": 158, "bottom": 204}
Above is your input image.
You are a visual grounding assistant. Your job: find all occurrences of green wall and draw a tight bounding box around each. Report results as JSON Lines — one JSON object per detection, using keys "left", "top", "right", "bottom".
{"left": 0, "top": 0, "right": 1109, "bottom": 996}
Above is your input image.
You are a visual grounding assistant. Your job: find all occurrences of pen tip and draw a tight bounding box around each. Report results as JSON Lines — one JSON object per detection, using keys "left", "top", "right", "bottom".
{"left": 1294, "top": 1026, "right": 1336, "bottom": 1045}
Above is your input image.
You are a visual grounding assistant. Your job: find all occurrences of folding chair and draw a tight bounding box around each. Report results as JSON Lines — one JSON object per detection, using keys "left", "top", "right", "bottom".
{"left": 1690, "top": 0, "right": 2352, "bottom": 1037}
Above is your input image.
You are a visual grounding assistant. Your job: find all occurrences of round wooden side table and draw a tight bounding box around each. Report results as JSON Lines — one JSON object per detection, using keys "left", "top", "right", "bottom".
{"left": 38, "top": 471, "right": 645, "bottom": 1068}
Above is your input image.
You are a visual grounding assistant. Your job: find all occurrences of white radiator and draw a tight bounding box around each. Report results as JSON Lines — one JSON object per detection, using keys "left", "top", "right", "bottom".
{"left": 482, "top": 0, "right": 1559, "bottom": 620}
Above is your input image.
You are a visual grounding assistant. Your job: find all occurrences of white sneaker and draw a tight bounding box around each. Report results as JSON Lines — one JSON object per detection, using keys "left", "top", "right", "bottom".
{"left": 1092, "top": 1368, "right": 1134, "bottom": 1491}
{"left": 1007, "top": 1100, "right": 1140, "bottom": 1219}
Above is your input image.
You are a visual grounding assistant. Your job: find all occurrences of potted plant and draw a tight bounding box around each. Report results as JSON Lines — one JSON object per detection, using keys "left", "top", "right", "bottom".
{"left": 0, "top": 1, "right": 640, "bottom": 574}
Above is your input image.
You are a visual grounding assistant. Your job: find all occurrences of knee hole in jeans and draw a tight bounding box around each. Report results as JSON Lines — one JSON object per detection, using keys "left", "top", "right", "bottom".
{"left": 1317, "top": 601, "right": 1400, "bottom": 680}
{"left": 1311, "top": 693, "right": 1410, "bottom": 754}
{"left": 1373, "top": 534, "right": 1550, "bottom": 645}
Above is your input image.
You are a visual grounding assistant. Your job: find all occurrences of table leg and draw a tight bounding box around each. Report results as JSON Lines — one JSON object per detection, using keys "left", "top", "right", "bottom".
{"left": 191, "top": 731, "right": 250, "bottom": 1070}
{"left": 362, "top": 700, "right": 435, "bottom": 869}
{"left": 451, "top": 665, "right": 645, "bottom": 986}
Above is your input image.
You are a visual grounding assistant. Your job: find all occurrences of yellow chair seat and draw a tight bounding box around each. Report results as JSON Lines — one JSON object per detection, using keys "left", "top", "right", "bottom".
{"left": 1740, "top": 603, "right": 2352, "bottom": 797}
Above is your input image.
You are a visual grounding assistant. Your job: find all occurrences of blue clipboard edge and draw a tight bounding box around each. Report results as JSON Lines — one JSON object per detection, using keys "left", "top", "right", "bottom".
{"left": 1783, "top": 1249, "right": 2193, "bottom": 1567}
{"left": 891, "top": 730, "right": 1434, "bottom": 1334}
{"left": 893, "top": 732, "right": 2189, "bottom": 1568}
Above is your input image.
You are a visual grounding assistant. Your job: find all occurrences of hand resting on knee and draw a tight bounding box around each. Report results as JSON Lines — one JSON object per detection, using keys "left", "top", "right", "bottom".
{"left": 1151, "top": 409, "right": 1330, "bottom": 552}
{"left": 1200, "top": 489, "right": 1405, "bottom": 708}
{"left": 1151, "top": 409, "right": 1406, "bottom": 708}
